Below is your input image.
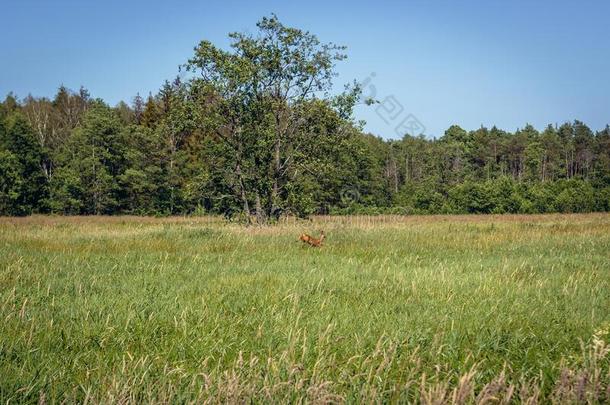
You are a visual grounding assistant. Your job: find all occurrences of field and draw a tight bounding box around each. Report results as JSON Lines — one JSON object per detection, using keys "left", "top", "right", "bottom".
{"left": 1, "top": 214, "right": 609, "bottom": 403}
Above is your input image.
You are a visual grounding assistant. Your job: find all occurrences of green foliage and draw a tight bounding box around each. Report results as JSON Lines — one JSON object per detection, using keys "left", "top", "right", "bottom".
{"left": 117, "top": 125, "right": 165, "bottom": 214}
{"left": 54, "top": 102, "right": 123, "bottom": 214}
{"left": 48, "top": 165, "right": 84, "bottom": 214}
{"left": 184, "top": 14, "right": 354, "bottom": 221}
{"left": 0, "top": 150, "right": 23, "bottom": 215}
{"left": 554, "top": 179, "right": 596, "bottom": 213}
{"left": 0, "top": 112, "right": 47, "bottom": 214}
{"left": 1, "top": 16, "right": 609, "bottom": 218}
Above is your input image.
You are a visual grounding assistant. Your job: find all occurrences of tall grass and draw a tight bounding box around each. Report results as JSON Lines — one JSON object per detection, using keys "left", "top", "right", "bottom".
{"left": 0, "top": 214, "right": 609, "bottom": 403}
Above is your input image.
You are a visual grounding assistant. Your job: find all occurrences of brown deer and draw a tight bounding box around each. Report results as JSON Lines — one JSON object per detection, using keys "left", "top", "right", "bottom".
{"left": 299, "top": 231, "right": 325, "bottom": 247}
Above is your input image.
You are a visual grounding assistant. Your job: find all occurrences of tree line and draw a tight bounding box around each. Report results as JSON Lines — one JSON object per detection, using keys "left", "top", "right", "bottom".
{"left": 1, "top": 16, "right": 609, "bottom": 220}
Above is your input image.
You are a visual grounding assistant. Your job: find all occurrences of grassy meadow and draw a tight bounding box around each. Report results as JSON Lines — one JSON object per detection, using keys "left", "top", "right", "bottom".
{"left": 1, "top": 214, "right": 609, "bottom": 403}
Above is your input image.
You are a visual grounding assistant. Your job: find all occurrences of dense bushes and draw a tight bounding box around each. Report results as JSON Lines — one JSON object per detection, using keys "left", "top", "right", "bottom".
{"left": 330, "top": 178, "right": 609, "bottom": 215}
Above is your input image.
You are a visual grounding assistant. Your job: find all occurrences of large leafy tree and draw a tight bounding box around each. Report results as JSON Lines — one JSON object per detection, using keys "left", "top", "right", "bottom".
{"left": 184, "top": 14, "right": 356, "bottom": 221}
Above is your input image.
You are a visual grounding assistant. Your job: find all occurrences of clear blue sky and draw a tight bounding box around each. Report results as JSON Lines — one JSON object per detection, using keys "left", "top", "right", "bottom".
{"left": 1, "top": 0, "right": 608, "bottom": 138}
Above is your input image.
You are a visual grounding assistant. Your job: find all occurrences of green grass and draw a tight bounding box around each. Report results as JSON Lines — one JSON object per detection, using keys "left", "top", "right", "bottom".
{"left": 1, "top": 214, "right": 609, "bottom": 403}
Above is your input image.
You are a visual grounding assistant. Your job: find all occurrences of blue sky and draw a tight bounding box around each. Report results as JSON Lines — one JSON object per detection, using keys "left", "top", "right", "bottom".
{"left": 1, "top": 0, "right": 608, "bottom": 138}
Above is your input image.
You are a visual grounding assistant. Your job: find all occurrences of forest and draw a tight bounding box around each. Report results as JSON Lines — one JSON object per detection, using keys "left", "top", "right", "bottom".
{"left": 1, "top": 16, "right": 609, "bottom": 220}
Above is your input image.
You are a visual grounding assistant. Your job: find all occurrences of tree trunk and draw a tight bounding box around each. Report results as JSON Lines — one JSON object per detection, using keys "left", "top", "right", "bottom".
{"left": 235, "top": 162, "right": 250, "bottom": 220}
{"left": 393, "top": 159, "right": 398, "bottom": 193}
{"left": 255, "top": 193, "right": 264, "bottom": 224}
{"left": 269, "top": 130, "right": 281, "bottom": 220}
